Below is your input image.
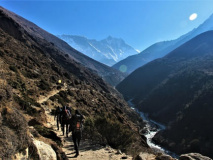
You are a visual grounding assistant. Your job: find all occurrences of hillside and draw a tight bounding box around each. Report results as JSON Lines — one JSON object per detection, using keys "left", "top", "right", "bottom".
{"left": 117, "top": 31, "right": 213, "bottom": 158}
{"left": 57, "top": 35, "right": 139, "bottom": 66}
{"left": 0, "top": 6, "right": 126, "bottom": 86}
{"left": 0, "top": 6, "right": 151, "bottom": 159}
{"left": 113, "top": 13, "right": 213, "bottom": 74}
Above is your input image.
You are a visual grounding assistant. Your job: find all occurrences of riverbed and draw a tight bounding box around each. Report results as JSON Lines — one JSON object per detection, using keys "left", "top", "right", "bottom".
{"left": 128, "top": 100, "right": 178, "bottom": 158}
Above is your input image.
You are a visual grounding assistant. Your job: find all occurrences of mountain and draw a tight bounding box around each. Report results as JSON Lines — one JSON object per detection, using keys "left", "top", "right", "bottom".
{"left": 116, "top": 30, "right": 213, "bottom": 158}
{"left": 0, "top": 7, "right": 127, "bottom": 86}
{"left": 57, "top": 35, "right": 139, "bottom": 66}
{"left": 113, "top": 13, "right": 213, "bottom": 74}
{"left": 0, "top": 6, "right": 149, "bottom": 159}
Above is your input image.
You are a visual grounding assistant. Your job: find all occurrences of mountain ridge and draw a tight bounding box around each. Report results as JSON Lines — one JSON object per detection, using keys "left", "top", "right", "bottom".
{"left": 0, "top": 6, "right": 126, "bottom": 86}
{"left": 113, "top": 13, "right": 213, "bottom": 74}
{"left": 57, "top": 34, "right": 139, "bottom": 66}
{"left": 117, "top": 30, "right": 213, "bottom": 158}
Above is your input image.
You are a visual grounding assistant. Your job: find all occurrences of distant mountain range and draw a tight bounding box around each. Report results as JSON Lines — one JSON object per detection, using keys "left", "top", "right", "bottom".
{"left": 57, "top": 35, "right": 139, "bottom": 66}
{"left": 113, "top": 13, "right": 213, "bottom": 73}
{"left": 117, "top": 30, "right": 213, "bottom": 158}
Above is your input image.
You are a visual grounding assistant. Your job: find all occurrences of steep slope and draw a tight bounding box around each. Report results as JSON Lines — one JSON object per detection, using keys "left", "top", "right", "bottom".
{"left": 57, "top": 35, "right": 139, "bottom": 66}
{"left": 113, "top": 13, "right": 213, "bottom": 73}
{"left": 0, "top": 7, "right": 149, "bottom": 159}
{"left": 117, "top": 31, "right": 213, "bottom": 158}
{"left": 0, "top": 6, "right": 126, "bottom": 86}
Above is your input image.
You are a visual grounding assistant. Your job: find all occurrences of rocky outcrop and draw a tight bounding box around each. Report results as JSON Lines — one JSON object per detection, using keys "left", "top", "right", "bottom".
{"left": 13, "top": 148, "right": 29, "bottom": 160}
{"left": 179, "top": 153, "right": 212, "bottom": 160}
{"left": 135, "top": 152, "right": 156, "bottom": 160}
{"left": 135, "top": 152, "right": 177, "bottom": 160}
{"left": 33, "top": 139, "right": 57, "bottom": 160}
{"left": 156, "top": 154, "right": 176, "bottom": 160}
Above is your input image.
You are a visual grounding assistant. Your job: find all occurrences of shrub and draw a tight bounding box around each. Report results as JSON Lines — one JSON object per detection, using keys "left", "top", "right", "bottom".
{"left": 34, "top": 125, "right": 62, "bottom": 146}
{"left": 49, "top": 91, "right": 69, "bottom": 106}
{"left": 9, "top": 65, "right": 18, "bottom": 72}
{"left": 38, "top": 79, "right": 51, "bottom": 91}
{"left": 0, "top": 106, "right": 30, "bottom": 158}
{"left": 81, "top": 115, "right": 136, "bottom": 150}
{"left": 94, "top": 116, "right": 135, "bottom": 149}
{"left": 9, "top": 80, "right": 26, "bottom": 92}
{"left": 67, "top": 89, "right": 74, "bottom": 97}
{"left": 23, "top": 70, "right": 40, "bottom": 79}
{"left": 13, "top": 95, "right": 40, "bottom": 116}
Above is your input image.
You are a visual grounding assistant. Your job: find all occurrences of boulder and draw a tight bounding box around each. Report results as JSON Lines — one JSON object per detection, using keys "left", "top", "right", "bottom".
{"left": 179, "top": 153, "right": 212, "bottom": 160}
{"left": 135, "top": 152, "right": 156, "bottom": 160}
{"left": 156, "top": 154, "right": 175, "bottom": 160}
{"left": 116, "top": 150, "right": 122, "bottom": 155}
{"left": 135, "top": 154, "right": 143, "bottom": 160}
{"left": 33, "top": 139, "right": 57, "bottom": 160}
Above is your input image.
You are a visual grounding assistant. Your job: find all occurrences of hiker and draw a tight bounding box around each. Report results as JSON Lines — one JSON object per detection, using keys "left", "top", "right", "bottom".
{"left": 70, "top": 110, "right": 84, "bottom": 157}
{"left": 54, "top": 106, "right": 62, "bottom": 130}
{"left": 61, "top": 105, "right": 72, "bottom": 137}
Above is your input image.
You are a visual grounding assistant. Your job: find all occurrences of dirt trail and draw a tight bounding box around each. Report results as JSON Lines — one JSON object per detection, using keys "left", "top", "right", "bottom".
{"left": 37, "top": 88, "right": 64, "bottom": 104}
{"left": 38, "top": 89, "right": 133, "bottom": 160}
{"left": 45, "top": 109, "right": 133, "bottom": 160}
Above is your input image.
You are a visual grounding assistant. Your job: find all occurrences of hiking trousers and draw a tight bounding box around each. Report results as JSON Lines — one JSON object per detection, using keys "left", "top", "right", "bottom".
{"left": 72, "top": 132, "right": 82, "bottom": 155}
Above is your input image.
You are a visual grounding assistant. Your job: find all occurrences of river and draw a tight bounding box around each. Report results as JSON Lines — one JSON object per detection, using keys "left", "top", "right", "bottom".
{"left": 128, "top": 100, "right": 178, "bottom": 158}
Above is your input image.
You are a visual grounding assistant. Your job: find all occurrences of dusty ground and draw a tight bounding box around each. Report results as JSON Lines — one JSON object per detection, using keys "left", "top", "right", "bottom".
{"left": 37, "top": 88, "right": 160, "bottom": 160}
{"left": 39, "top": 88, "right": 133, "bottom": 160}
{"left": 45, "top": 109, "right": 133, "bottom": 160}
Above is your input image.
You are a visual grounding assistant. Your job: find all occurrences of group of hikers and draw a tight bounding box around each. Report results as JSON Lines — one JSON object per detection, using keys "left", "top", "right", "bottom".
{"left": 54, "top": 105, "right": 84, "bottom": 157}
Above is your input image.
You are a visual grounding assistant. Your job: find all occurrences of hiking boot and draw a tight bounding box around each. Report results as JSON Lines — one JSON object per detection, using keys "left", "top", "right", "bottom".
{"left": 74, "top": 153, "right": 79, "bottom": 157}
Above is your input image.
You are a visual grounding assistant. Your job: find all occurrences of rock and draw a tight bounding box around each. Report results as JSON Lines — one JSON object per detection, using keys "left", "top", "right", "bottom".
{"left": 121, "top": 156, "right": 128, "bottom": 159}
{"left": 135, "top": 154, "right": 143, "bottom": 160}
{"left": 179, "top": 153, "right": 212, "bottom": 160}
{"left": 116, "top": 150, "right": 122, "bottom": 155}
{"left": 13, "top": 148, "right": 29, "bottom": 160}
{"left": 33, "top": 139, "right": 57, "bottom": 160}
{"left": 135, "top": 152, "right": 156, "bottom": 160}
{"left": 141, "top": 128, "right": 149, "bottom": 134}
{"left": 156, "top": 154, "right": 174, "bottom": 160}
{"left": 105, "top": 145, "right": 111, "bottom": 151}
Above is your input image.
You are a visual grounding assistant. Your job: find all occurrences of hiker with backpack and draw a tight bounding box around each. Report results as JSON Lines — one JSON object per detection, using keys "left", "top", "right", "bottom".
{"left": 70, "top": 110, "right": 84, "bottom": 157}
{"left": 61, "top": 105, "right": 72, "bottom": 137}
{"left": 54, "top": 106, "right": 62, "bottom": 130}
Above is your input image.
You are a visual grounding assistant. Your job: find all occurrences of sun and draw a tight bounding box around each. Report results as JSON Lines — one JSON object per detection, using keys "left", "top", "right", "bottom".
{"left": 189, "top": 13, "right": 198, "bottom": 21}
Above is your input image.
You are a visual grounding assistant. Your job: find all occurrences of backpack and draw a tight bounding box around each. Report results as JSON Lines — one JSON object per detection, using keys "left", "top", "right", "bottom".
{"left": 65, "top": 109, "right": 71, "bottom": 117}
{"left": 73, "top": 114, "right": 82, "bottom": 133}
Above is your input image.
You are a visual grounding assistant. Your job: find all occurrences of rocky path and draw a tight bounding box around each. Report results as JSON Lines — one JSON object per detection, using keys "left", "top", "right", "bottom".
{"left": 37, "top": 86, "right": 66, "bottom": 104}
{"left": 39, "top": 88, "right": 133, "bottom": 160}
{"left": 45, "top": 109, "right": 133, "bottom": 160}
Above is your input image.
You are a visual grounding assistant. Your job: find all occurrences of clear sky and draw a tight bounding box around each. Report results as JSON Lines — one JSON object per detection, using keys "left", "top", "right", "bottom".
{"left": 0, "top": 0, "right": 213, "bottom": 51}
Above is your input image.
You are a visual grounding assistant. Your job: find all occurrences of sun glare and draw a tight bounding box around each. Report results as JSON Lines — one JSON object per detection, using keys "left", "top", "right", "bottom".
{"left": 189, "top": 13, "right": 198, "bottom": 21}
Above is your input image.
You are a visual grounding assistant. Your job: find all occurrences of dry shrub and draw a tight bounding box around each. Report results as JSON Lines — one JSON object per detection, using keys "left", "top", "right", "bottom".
{"left": 0, "top": 106, "right": 30, "bottom": 158}
{"left": 83, "top": 115, "right": 136, "bottom": 151}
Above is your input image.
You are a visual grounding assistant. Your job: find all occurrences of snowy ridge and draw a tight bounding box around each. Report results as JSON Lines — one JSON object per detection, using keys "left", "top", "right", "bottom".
{"left": 57, "top": 35, "right": 139, "bottom": 66}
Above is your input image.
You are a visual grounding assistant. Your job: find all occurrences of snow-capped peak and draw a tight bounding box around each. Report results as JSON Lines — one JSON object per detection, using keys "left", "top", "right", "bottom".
{"left": 57, "top": 35, "right": 138, "bottom": 66}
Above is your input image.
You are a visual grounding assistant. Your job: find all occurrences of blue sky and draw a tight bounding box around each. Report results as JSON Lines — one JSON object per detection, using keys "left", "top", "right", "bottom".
{"left": 0, "top": 0, "right": 213, "bottom": 51}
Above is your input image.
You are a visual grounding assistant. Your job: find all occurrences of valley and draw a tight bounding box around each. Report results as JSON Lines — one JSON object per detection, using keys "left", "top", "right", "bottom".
{"left": 1, "top": 3, "right": 213, "bottom": 160}
{"left": 117, "top": 31, "right": 213, "bottom": 158}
